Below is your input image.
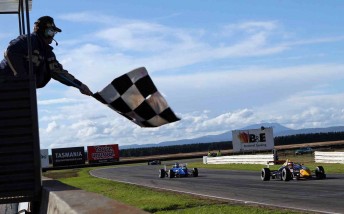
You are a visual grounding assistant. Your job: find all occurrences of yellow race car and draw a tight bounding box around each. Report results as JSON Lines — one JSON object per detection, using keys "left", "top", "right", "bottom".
{"left": 261, "top": 159, "right": 326, "bottom": 181}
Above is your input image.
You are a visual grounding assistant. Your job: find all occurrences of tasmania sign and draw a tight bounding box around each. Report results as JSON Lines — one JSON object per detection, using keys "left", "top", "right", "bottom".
{"left": 52, "top": 147, "right": 86, "bottom": 167}
{"left": 232, "top": 127, "right": 274, "bottom": 152}
{"left": 87, "top": 144, "right": 119, "bottom": 164}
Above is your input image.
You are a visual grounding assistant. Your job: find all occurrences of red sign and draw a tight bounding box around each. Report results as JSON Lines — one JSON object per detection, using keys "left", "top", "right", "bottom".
{"left": 87, "top": 144, "right": 119, "bottom": 163}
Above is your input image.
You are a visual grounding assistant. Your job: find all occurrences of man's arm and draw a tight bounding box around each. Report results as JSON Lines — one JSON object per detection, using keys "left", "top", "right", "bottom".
{"left": 50, "top": 59, "right": 93, "bottom": 96}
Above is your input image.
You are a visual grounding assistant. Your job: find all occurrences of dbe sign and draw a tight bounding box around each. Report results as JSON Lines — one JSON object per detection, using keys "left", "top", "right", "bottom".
{"left": 232, "top": 127, "right": 274, "bottom": 152}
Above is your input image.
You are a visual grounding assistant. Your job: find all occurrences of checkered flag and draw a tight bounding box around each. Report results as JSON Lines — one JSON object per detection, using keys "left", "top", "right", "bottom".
{"left": 92, "top": 67, "right": 180, "bottom": 127}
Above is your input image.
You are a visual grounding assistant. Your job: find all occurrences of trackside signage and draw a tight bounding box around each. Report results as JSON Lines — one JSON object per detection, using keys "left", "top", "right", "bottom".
{"left": 232, "top": 127, "right": 274, "bottom": 152}
{"left": 52, "top": 147, "right": 85, "bottom": 167}
{"left": 40, "top": 149, "right": 49, "bottom": 168}
{"left": 87, "top": 144, "right": 119, "bottom": 164}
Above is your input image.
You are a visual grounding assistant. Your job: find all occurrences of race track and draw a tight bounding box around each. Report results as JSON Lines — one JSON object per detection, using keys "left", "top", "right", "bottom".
{"left": 91, "top": 162, "right": 344, "bottom": 214}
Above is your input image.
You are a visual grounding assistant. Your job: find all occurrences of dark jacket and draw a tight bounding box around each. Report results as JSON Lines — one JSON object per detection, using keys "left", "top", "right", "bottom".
{"left": 0, "top": 32, "right": 82, "bottom": 88}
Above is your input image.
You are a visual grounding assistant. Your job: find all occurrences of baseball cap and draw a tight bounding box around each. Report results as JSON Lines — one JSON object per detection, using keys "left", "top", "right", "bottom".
{"left": 35, "top": 16, "right": 62, "bottom": 32}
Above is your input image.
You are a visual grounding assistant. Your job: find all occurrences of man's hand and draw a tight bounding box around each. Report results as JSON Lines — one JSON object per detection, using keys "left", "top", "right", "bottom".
{"left": 79, "top": 83, "right": 93, "bottom": 96}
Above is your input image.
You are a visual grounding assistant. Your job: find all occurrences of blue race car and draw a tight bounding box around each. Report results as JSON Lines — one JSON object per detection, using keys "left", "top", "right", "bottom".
{"left": 159, "top": 162, "right": 198, "bottom": 178}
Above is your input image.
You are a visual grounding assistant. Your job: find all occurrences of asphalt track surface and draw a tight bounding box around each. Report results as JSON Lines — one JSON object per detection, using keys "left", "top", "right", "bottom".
{"left": 91, "top": 163, "right": 344, "bottom": 214}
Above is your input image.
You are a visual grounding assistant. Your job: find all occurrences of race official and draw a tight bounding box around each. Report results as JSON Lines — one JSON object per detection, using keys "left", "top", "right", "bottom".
{"left": 0, "top": 16, "right": 92, "bottom": 96}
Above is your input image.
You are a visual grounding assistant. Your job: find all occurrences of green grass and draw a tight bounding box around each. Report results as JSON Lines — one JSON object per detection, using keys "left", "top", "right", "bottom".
{"left": 155, "top": 205, "right": 300, "bottom": 214}
{"left": 44, "top": 167, "right": 302, "bottom": 214}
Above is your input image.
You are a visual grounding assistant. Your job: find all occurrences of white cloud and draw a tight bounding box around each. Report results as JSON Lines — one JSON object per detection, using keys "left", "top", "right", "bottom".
{"left": 58, "top": 12, "right": 122, "bottom": 25}
{"left": 38, "top": 98, "right": 80, "bottom": 105}
{"left": 38, "top": 61, "right": 344, "bottom": 147}
{"left": 56, "top": 16, "right": 291, "bottom": 78}
{"left": 237, "top": 21, "right": 278, "bottom": 32}
{"left": 76, "top": 126, "right": 98, "bottom": 138}
{"left": 46, "top": 121, "right": 59, "bottom": 133}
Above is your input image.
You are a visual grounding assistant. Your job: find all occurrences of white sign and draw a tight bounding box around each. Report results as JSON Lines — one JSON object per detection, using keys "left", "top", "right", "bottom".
{"left": 40, "top": 149, "right": 49, "bottom": 168}
{"left": 232, "top": 127, "right": 274, "bottom": 152}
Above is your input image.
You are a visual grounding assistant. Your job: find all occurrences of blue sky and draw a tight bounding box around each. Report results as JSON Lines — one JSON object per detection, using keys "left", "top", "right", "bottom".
{"left": 1, "top": 0, "right": 344, "bottom": 149}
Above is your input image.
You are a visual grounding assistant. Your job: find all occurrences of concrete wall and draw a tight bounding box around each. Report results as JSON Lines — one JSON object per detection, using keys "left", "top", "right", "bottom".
{"left": 40, "top": 177, "right": 148, "bottom": 214}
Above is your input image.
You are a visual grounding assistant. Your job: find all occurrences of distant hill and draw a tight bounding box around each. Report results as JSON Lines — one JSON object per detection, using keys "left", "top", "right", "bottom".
{"left": 119, "top": 122, "right": 344, "bottom": 149}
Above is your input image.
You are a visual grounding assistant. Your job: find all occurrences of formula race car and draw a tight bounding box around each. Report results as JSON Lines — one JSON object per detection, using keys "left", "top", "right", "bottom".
{"left": 148, "top": 160, "right": 161, "bottom": 165}
{"left": 159, "top": 162, "right": 198, "bottom": 178}
{"left": 261, "top": 159, "right": 326, "bottom": 181}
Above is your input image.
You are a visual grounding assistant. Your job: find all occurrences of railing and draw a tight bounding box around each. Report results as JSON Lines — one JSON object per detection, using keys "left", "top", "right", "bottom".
{"left": 203, "top": 154, "right": 274, "bottom": 164}
{"left": 314, "top": 151, "right": 344, "bottom": 164}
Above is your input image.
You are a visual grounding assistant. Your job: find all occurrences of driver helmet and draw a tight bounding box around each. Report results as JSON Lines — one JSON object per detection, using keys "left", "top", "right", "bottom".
{"left": 287, "top": 162, "right": 294, "bottom": 168}
{"left": 34, "top": 16, "right": 62, "bottom": 38}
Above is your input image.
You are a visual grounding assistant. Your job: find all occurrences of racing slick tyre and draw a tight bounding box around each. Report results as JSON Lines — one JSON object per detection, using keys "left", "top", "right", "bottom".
{"left": 282, "top": 168, "right": 291, "bottom": 181}
{"left": 159, "top": 169, "right": 165, "bottom": 178}
{"left": 261, "top": 168, "right": 271, "bottom": 181}
{"left": 169, "top": 169, "right": 175, "bottom": 178}
{"left": 315, "top": 166, "right": 326, "bottom": 179}
{"left": 192, "top": 168, "right": 199, "bottom": 177}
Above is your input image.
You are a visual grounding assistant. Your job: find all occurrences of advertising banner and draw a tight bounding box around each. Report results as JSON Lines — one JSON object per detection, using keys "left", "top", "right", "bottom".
{"left": 232, "top": 127, "right": 274, "bottom": 152}
{"left": 87, "top": 144, "right": 119, "bottom": 164}
{"left": 40, "top": 149, "right": 49, "bottom": 168}
{"left": 52, "top": 147, "right": 85, "bottom": 167}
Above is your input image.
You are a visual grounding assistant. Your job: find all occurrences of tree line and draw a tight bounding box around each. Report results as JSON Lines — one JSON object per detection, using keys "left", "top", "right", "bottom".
{"left": 119, "top": 131, "right": 344, "bottom": 157}
{"left": 120, "top": 141, "right": 231, "bottom": 157}
{"left": 274, "top": 132, "right": 344, "bottom": 145}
